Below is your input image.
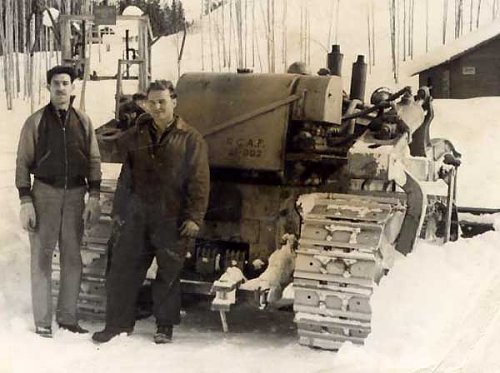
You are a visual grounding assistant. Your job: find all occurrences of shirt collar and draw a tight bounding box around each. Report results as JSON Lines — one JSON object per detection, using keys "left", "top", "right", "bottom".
{"left": 147, "top": 116, "right": 177, "bottom": 145}
{"left": 152, "top": 117, "right": 175, "bottom": 132}
{"left": 49, "top": 102, "right": 71, "bottom": 114}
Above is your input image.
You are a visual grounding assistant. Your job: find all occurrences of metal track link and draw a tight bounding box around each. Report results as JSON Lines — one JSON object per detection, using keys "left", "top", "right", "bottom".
{"left": 293, "top": 193, "right": 405, "bottom": 350}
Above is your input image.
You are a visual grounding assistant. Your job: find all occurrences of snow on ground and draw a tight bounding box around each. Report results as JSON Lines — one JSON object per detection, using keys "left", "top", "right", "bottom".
{"left": 1, "top": 81, "right": 500, "bottom": 372}
{"left": 332, "top": 232, "right": 500, "bottom": 373}
{"left": 460, "top": 212, "right": 500, "bottom": 225}
{"left": 1, "top": 1, "right": 500, "bottom": 371}
{"left": 431, "top": 98, "right": 500, "bottom": 208}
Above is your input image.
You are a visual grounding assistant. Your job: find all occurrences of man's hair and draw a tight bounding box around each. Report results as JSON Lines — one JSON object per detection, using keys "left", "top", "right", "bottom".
{"left": 147, "top": 80, "right": 177, "bottom": 98}
{"left": 132, "top": 92, "right": 147, "bottom": 101}
{"left": 287, "top": 61, "right": 310, "bottom": 75}
{"left": 47, "top": 65, "right": 76, "bottom": 84}
{"left": 317, "top": 67, "right": 331, "bottom": 76}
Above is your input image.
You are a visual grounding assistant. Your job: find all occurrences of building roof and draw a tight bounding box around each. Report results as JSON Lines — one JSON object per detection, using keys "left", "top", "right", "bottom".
{"left": 404, "top": 21, "right": 500, "bottom": 76}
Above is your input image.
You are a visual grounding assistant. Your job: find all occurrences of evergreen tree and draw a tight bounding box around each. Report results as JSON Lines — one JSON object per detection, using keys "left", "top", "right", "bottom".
{"left": 204, "top": 0, "right": 223, "bottom": 16}
{"left": 170, "top": 0, "right": 178, "bottom": 32}
{"left": 115, "top": 0, "right": 188, "bottom": 37}
{"left": 0, "top": 0, "right": 189, "bottom": 55}
{"left": 177, "top": 1, "right": 186, "bottom": 29}
{"left": 162, "top": 0, "right": 187, "bottom": 35}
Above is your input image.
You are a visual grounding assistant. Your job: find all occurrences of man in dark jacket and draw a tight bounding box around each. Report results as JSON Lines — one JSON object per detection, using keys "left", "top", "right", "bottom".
{"left": 15, "top": 65, "right": 102, "bottom": 338}
{"left": 92, "top": 80, "right": 210, "bottom": 344}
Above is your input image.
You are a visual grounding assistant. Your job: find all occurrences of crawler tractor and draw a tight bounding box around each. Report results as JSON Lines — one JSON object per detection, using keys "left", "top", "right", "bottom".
{"left": 55, "top": 43, "right": 461, "bottom": 350}
{"left": 170, "top": 61, "right": 461, "bottom": 349}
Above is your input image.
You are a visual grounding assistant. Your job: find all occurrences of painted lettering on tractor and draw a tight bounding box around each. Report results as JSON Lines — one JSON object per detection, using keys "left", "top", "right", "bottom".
{"left": 226, "top": 137, "right": 265, "bottom": 159}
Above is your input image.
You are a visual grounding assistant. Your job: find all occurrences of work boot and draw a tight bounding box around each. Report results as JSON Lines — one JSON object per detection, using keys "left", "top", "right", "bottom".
{"left": 153, "top": 325, "right": 173, "bottom": 344}
{"left": 35, "top": 326, "right": 52, "bottom": 338}
{"left": 58, "top": 323, "right": 89, "bottom": 334}
{"left": 92, "top": 328, "right": 132, "bottom": 343}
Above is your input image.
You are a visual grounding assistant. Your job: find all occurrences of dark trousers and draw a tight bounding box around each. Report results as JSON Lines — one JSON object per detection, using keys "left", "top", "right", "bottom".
{"left": 105, "top": 199, "right": 187, "bottom": 330}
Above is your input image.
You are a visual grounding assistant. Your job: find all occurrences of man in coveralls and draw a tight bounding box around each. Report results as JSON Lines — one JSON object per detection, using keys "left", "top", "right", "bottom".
{"left": 92, "top": 80, "right": 210, "bottom": 344}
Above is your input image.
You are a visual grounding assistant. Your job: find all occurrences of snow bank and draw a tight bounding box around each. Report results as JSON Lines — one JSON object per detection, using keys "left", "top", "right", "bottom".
{"left": 431, "top": 98, "right": 500, "bottom": 208}
{"left": 459, "top": 212, "right": 500, "bottom": 225}
{"left": 324, "top": 230, "right": 500, "bottom": 373}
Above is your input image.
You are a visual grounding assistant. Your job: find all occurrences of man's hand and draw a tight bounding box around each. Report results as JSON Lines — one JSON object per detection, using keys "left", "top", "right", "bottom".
{"left": 20, "top": 202, "right": 37, "bottom": 232}
{"left": 82, "top": 196, "right": 101, "bottom": 229}
{"left": 179, "top": 220, "right": 200, "bottom": 238}
{"left": 110, "top": 215, "right": 125, "bottom": 239}
{"left": 112, "top": 215, "right": 124, "bottom": 230}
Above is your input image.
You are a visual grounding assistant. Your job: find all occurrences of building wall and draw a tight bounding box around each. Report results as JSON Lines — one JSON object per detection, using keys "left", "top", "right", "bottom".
{"left": 450, "top": 37, "right": 500, "bottom": 98}
{"left": 419, "top": 64, "right": 451, "bottom": 99}
{"left": 419, "top": 37, "right": 500, "bottom": 99}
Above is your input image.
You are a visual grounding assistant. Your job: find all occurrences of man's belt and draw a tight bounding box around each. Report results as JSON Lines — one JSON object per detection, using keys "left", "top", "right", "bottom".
{"left": 35, "top": 175, "right": 87, "bottom": 189}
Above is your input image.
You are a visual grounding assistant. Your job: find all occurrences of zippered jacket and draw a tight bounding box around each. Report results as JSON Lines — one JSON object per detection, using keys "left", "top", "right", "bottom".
{"left": 113, "top": 114, "right": 210, "bottom": 227}
{"left": 15, "top": 103, "right": 102, "bottom": 203}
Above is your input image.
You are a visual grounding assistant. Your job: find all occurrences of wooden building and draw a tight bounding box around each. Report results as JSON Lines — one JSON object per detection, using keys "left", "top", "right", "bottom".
{"left": 407, "top": 23, "right": 500, "bottom": 99}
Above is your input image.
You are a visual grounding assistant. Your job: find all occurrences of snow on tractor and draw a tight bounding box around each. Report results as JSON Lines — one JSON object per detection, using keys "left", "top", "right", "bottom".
{"left": 57, "top": 39, "right": 461, "bottom": 350}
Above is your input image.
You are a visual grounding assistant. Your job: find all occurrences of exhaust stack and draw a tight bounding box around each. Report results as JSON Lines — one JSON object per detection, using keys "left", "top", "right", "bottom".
{"left": 327, "top": 44, "right": 343, "bottom": 77}
{"left": 350, "top": 55, "right": 367, "bottom": 102}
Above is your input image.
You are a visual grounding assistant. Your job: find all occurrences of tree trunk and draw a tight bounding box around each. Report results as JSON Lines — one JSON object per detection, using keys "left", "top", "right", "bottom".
{"left": 443, "top": 0, "right": 448, "bottom": 44}
{"left": 476, "top": 0, "right": 482, "bottom": 28}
